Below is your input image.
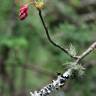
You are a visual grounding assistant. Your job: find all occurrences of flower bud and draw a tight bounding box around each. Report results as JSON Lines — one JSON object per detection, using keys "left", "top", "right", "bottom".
{"left": 34, "top": 2, "right": 45, "bottom": 9}
{"left": 19, "top": 4, "right": 28, "bottom": 20}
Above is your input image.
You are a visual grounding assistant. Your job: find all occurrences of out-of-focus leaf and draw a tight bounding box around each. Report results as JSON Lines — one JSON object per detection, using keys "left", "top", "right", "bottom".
{"left": 0, "top": 37, "right": 28, "bottom": 48}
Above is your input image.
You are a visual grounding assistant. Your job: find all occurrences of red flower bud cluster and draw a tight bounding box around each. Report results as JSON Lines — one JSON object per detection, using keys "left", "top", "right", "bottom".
{"left": 19, "top": 4, "right": 28, "bottom": 20}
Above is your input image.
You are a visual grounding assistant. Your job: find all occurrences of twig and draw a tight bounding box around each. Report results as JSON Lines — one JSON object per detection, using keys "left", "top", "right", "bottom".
{"left": 38, "top": 9, "right": 78, "bottom": 59}
{"left": 76, "top": 42, "right": 96, "bottom": 63}
{"left": 30, "top": 41, "right": 96, "bottom": 96}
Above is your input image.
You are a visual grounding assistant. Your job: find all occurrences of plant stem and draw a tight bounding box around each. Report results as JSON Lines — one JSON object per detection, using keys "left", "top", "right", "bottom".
{"left": 38, "top": 9, "right": 78, "bottom": 59}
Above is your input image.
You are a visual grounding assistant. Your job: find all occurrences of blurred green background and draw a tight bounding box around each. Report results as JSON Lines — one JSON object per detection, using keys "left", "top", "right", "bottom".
{"left": 0, "top": 0, "right": 96, "bottom": 96}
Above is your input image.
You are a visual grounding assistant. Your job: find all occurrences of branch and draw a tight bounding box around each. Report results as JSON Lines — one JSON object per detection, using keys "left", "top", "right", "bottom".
{"left": 76, "top": 42, "right": 96, "bottom": 63}
{"left": 38, "top": 9, "right": 78, "bottom": 59}
{"left": 30, "top": 69, "right": 72, "bottom": 96}
{"left": 30, "top": 41, "right": 96, "bottom": 96}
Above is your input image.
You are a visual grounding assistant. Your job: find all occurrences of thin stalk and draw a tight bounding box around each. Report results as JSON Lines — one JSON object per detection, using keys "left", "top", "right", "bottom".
{"left": 38, "top": 9, "right": 78, "bottom": 59}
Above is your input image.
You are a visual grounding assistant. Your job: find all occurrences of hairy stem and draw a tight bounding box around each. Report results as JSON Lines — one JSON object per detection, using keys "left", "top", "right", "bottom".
{"left": 38, "top": 9, "right": 78, "bottom": 59}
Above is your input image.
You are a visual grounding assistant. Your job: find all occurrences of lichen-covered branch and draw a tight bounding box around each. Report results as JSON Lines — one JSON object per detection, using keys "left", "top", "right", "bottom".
{"left": 30, "top": 41, "right": 96, "bottom": 96}
{"left": 30, "top": 69, "right": 72, "bottom": 96}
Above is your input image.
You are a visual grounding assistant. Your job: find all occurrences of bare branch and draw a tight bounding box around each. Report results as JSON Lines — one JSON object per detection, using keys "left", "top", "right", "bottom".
{"left": 76, "top": 41, "right": 96, "bottom": 63}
